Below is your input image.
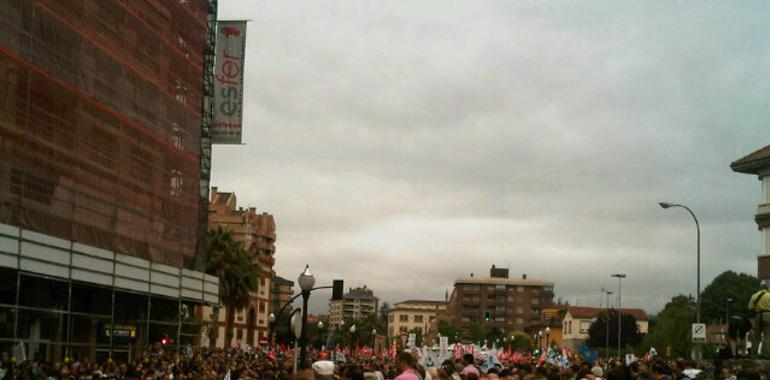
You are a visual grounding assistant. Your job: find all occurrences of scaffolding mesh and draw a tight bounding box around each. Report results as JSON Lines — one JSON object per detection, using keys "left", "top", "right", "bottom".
{"left": 0, "top": 0, "right": 209, "bottom": 268}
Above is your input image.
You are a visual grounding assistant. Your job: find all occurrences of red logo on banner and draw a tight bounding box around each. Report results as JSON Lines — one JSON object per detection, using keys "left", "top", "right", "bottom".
{"left": 223, "top": 26, "right": 241, "bottom": 38}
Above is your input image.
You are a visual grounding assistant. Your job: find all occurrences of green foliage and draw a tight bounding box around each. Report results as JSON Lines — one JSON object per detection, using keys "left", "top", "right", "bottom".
{"left": 330, "top": 313, "right": 386, "bottom": 347}
{"left": 206, "top": 225, "right": 259, "bottom": 348}
{"left": 639, "top": 295, "right": 695, "bottom": 358}
{"left": 468, "top": 321, "right": 487, "bottom": 343}
{"left": 587, "top": 310, "right": 642, "bottom": 350}
{"left": 380, "top": 302, "right": 391, "bottom": 323}
{"left": 700, "top": 270, "right": 761, "bottom": 323}
{"left": 508, "top": 331, "right": 534, "bottom": 352}
{"left": 437, "top": 320, "right": 461, "bottom": 342}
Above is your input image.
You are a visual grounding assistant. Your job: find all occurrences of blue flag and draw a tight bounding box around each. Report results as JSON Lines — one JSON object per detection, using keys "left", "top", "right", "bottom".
{"left": 578, "top": 343, "right": 597, "bottom": 363}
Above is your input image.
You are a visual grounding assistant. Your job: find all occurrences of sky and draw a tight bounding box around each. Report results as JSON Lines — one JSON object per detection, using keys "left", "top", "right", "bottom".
{"left": 214, "top": 1, "right": 770, "bottom": 315}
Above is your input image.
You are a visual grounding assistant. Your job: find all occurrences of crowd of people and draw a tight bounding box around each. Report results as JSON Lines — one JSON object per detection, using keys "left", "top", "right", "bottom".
{"left": 1, "top": 347, "right": 769, "bottom": 380}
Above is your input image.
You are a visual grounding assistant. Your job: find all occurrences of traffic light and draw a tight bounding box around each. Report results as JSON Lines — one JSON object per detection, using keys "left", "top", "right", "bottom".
{"left": 332, "top": 279, "right": 344, "bottom": 300}
{"left": 160, "top": 334, "right": 169, "bottom": 345}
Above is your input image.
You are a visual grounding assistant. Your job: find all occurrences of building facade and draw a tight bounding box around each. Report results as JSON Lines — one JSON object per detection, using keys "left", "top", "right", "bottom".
{"left": 445, "top": 265, "right": 555, "bottom": 336}
{"left": 329, "top": 286, "right": 379, "bottom": 329}
{"left": 560, "top": 306, "right": 648, "bottom": 351}
{"left": 731, "top": 145, "right": 770, "bottom": 287}
{"left": 0, "top": 0, "right": 218, "bottom": 362}
{"left": 387, "top": 300, "right": 447, "bottom": 339}
{"left": 200, "top": 188, "right": 276, "bottom": 348}
{"left": 272, "top": 276, "right": 295, "bottom": 315}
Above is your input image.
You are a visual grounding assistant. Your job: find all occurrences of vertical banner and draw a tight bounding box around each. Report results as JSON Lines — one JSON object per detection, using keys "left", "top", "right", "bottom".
{"left": 213, "top": 21, "right": 247, "bottom": 144}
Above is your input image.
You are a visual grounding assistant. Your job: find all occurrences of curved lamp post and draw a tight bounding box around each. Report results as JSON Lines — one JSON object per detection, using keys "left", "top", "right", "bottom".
{"left": 659, "top": 201, "right": 701, "bottom": 361}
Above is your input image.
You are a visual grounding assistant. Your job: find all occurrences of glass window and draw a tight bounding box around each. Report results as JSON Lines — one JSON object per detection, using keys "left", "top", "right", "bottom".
{"left": 414, "top": 315, "right": 423, "bottom": 323}
{"left": 399, "top": 315, "right": 409, "bottom": 322}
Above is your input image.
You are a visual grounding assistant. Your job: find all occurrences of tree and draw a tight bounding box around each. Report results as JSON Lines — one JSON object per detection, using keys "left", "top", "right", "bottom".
{"left": 639, "top": 295, "right": 695, "bottom": 358}
{"left": 509, "top": 331, "right": 534, "bottom": 352}
{"left": 587, "top": 310, "right": 642, "bottom": 350}
{"left": 437, "top": 320, "right": 461, "bottom": 342}
{"left": 379, "top": 302, "right": 391, "bottom": 323}
{"left": 206, "top": 225, "right": 259, "bottom": 348}
{"left": 700, "top": 271, "right": 761, "bottom": 324}
{"left": 468, "top": 321, "right": 487, "bottom": 343}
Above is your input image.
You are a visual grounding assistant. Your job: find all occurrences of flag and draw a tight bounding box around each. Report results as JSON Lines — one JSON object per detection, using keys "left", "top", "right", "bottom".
{"left": 335, "top": 351, "right": 346, "bottom": 363}
{"left": 578, "top": 343, "right": 597, "bottom": 363}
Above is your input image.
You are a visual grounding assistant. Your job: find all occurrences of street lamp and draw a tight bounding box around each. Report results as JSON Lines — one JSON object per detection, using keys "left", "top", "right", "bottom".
{"left": 659, "top": 201, "right": 701, "bottom": 360}
{"left": 603, "top": 288, "right": 613, "bottom": 357}
{"left": 611, "top": 273, "right": 626, "bottom": 356}
{"left": 545, "top": 327, "right": 551, "bottom": 349}
{"left": 372, "top": 329, "right": 377, "bottom": 348}
{"left": 298, "top": 265, "right": 316, "bottom": 369}
{"left": 538, "top": 330, "right": 543, "bottom": 351}
{"left": 318, "top": 321, "right": 324, "bottom": 329}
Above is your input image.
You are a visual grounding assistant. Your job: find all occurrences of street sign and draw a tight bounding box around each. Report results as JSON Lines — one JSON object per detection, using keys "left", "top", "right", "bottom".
{"left": 692, "top": 323, "right": 706, "bottom": 343}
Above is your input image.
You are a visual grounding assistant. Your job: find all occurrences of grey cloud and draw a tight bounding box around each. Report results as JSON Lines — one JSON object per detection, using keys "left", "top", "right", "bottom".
{"left": 214, "top": 0, "right": 770, "bottom": 314}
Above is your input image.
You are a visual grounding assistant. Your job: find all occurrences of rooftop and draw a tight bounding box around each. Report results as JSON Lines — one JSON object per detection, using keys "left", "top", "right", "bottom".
{"left": 273, "top": 276, "right": 294, "bottom": 286}
{"left": 731, "top": 144, "right": 770, "bottom": 174}
{"left": 566, "top": 306, "right": 648, "bottom": 321}
{"left": 455, "top": 276, "right": 554, "bottom": 287}
{"left": 343, "top": 286, "right": 379, "bottom": 301}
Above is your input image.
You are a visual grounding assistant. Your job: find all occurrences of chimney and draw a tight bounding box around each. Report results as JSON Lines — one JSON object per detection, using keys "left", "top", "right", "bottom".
{"left": 522, "top": 274, "right": 527, "bottom": 280}
{"left": 490, "top": 265, "right": 509, "bottom": 279}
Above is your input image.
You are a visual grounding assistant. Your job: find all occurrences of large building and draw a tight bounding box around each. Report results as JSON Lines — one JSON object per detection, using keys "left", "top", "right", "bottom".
{"left": 272, "top": 276, "right": 295, "bottom": 314}
{"left": 445, "top": 265, "right": 555, "bottom": 336}
{"left": 0, "top": 0, "right": 218, "bottom": 362}
{"left": 731, "top": 145, "right": 770, "bottom": 287}
{"left": 201, "top": 188, "right": 276, "bottom": 348}
{"left": 329, "top": 286, "right": 379, "bottom": 329}
{"left": 387, "top": 300, "right": 446, "bottom": 339}
{"left": 560, "top": 306, "right": 648, "bottom": 351}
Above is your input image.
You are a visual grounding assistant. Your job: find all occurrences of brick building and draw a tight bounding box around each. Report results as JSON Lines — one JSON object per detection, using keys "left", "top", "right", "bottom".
{"left": 329, "top": 286, "right": 379, "bottom": 329}
{"left": 201, "top": 188, "right": 276, "bottom": 348}
{"left": 272, "top": 276, "right": 295, "bottom": 314}
{"left": 445, "top": 265, "right": 555, "bottom": 336}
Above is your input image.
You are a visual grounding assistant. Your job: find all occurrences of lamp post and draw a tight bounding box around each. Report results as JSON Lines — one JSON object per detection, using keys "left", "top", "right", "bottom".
{"left": 725, "top": 298, "right": 732, "bottom": 345}
{"left": 611, "top": 273, "right": 626, "bottom": 356}
{"left": 538, "top": 330, "right": 543, "bottom": 351}
{"left": 372, "top": 329, "right": 377, "bottom": 349}
{"left": 268, "top": 313, "right": 276, "bottom": 347}
{"left": 350, "top": 324, "right": 357, "bottom": 353}
{"left": 317, "top": 321, "right": 324, "bottom": 349}
{"left": 545, "top": 327, "right": 550, "bottom": 350}
{"left": 298, "top": 265, "right": 316, "bottom": 369}
{"left": 604, "top": 289, "right": 613, "bottom": 357}
{"left": 659, "top": 201, "right": 701, "bottom": 360}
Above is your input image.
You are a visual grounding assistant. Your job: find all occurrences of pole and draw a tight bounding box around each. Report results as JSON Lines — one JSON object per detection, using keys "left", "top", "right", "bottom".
{"left": 606, "top": 291, "right": 611, "bottom": 358}
{"left": 299, "top": 290, "right": 310, "bottom": 369}
{"left": 292, "top": 339, "right": 299, "bottom": 374}
{"left": 617, "top": 276, "right": 622, "bottom": 357}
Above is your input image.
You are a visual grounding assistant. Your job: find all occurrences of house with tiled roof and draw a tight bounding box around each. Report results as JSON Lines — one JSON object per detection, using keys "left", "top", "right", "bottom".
{"left": 561, "top": 306, "right": 649, "bottom": 351}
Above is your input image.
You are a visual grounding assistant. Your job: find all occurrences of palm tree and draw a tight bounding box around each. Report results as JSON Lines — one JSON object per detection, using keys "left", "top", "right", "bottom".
{"left": 206, "top": 225, "right": 259, "bottom": 348}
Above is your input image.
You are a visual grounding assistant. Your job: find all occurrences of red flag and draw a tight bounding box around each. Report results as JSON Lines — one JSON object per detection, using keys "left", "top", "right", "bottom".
{"left": 268, "top": 349, "right": 276, "bottom": 361}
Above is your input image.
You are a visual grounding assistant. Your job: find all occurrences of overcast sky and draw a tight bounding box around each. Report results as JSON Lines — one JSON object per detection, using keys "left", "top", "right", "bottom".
{"left": 214, "top": 1, "right": 770, "bottom": 315}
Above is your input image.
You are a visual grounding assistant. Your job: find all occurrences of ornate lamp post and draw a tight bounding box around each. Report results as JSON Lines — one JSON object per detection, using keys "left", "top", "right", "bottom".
{"left": 298, "top": 265, "right": 316, "bottom": 369}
